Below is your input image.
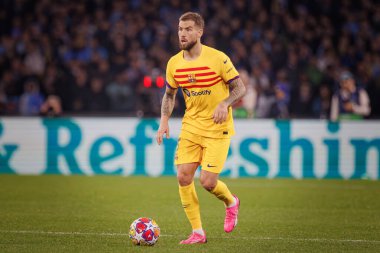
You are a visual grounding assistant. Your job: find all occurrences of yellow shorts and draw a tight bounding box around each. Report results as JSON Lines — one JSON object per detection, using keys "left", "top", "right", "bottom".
{"left": 174, "top": 130, "right": 230, "bottom": 174}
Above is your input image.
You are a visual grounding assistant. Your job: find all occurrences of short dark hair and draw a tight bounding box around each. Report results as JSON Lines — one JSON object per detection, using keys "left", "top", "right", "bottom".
{"left": 179, "top": 12, "right": 204, "bottom": 29}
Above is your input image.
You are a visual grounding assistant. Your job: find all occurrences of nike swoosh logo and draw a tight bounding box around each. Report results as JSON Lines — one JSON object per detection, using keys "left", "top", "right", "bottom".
{"left": 223, "top": 59, "right": 227, "bottom": 64}
{"left": 207, "top": 164, "right": 217, "bottom": 168}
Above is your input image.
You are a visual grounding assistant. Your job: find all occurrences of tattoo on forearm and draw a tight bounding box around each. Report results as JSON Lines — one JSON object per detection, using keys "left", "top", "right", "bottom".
{"left": 161, "top": 89, "right": 176, "bottom": 117}
{"left": 224, "top": 78, "right": 246, "bottom": 106}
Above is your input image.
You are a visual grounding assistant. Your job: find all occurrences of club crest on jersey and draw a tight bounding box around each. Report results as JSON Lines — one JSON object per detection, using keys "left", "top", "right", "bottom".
{"left": 187, "top": 73, "right": 196, "bottom": 83}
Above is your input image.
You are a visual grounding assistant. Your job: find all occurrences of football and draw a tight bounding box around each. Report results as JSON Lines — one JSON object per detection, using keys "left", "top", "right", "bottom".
{"left": 129, "top": 217, "right": 160, "bottom": 246}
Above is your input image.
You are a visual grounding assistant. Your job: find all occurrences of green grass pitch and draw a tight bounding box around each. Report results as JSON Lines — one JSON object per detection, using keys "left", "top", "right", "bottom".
{"left": 0, "top": 175, "right": 379, "bottom": 252}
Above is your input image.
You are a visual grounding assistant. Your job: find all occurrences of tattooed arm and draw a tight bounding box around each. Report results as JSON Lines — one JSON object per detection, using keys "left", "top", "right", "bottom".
{"left": 223, "top": 77, "right": 247, "bottom": 107}
{"left": 156, "top": 86, "right": 178, "bottom": 145}
{"left": 161, "top": 86, "right": 177, "bottom": 117}
{"left": 213, "top": 77, "right": 246, "bottom": 124}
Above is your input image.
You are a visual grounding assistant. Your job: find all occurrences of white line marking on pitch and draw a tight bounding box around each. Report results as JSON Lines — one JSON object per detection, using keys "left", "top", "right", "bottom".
{"left": 0, "top": 230, "right": 379, "bottom": 244}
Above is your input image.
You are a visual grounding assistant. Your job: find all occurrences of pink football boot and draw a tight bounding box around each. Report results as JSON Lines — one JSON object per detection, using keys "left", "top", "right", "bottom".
{"left": 180, "top": 231, "right": 207, "bottom": 244}
{"left": 224, "top": 195, "right": 240, "bottom": 233}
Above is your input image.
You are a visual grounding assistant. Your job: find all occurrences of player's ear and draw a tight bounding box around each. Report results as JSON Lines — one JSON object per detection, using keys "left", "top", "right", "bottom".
{"left": 197, "top": 28, "right": 203, "bottom": 38}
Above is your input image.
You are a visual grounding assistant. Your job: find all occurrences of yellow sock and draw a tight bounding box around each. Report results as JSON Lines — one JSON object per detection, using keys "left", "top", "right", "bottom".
{"left": 178, "top": 182, "right": 202, "bottom": 230}
{"left": 210, "top": 180, "right": 235, "bottom": 207}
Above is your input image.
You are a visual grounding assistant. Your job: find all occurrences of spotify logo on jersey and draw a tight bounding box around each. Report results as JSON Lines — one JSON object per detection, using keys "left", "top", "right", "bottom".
{"left": 183, "top": 88, "right": 191, "bottom": 97}
{"left": 183, "top": 88, "right": 211, "bottom": 97}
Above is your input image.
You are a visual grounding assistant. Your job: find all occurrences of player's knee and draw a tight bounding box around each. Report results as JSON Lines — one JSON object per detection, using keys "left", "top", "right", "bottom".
{"left": 177, "top": 173, "right": 193, "bottom": 186}
{"left": 200, "top": 177, "right": 216, "bottom": 191}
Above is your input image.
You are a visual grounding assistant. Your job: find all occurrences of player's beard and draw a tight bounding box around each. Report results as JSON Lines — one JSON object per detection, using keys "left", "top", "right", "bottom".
{"left": 180, "top": 39, "right": 197, "bottom": 51}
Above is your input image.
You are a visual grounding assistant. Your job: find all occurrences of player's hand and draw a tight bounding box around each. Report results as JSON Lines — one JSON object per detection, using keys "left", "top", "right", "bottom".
{"left": 343, "top": 102, "right": 353, "bottom": 112}
{"left": 213, "top": 101, "right": 228, "bottom": 124}
{"left": 156, "top": 120, "right": 170, "bottom": 145}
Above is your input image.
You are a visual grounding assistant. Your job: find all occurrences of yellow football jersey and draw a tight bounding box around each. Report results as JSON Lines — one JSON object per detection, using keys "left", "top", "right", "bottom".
{"left": 166, "top": 45, "right": 239, "bottom": 138}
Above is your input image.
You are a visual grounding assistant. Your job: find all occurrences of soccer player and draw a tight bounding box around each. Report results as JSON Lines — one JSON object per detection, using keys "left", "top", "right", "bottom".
{"left": 156, "top": 12, "right": 246, "bottom": 244}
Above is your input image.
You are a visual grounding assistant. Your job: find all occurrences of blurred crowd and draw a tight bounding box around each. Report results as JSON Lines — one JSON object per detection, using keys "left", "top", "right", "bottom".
{"left": 0, "top": 0, "right": 379, "bottom": 119}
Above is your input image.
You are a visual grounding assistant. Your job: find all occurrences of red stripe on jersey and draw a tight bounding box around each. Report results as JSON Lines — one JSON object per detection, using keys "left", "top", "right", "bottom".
{"left": 195, "top": 71, "right": 217, "bottom": 77}
{"left": 182, "top": 78, "right": 222, "bottom": 89}
{"left": 174, "top": 71, "right": 216, "bottom": 78}
{"left": 175, "top": 66, "right": 210, "bottom": 72}
{"left": 176, "top": 75, "right": 220, "bottom": 85}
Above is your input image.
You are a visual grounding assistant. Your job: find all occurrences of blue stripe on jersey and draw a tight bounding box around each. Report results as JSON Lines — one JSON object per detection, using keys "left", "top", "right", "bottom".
{"left": 165, "top": 80, "right": 177, "bottom": 89}
{"left": 227, "top": 75, "right": 239, "bottom": 84}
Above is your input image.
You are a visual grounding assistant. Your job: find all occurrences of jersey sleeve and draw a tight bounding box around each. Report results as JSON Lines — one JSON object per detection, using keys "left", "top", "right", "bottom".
{"left": 165, "top": 58, "right": 178, "bottom": 89}
{"left": 220, "top": 54, "right": 239, "bottom": 84}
